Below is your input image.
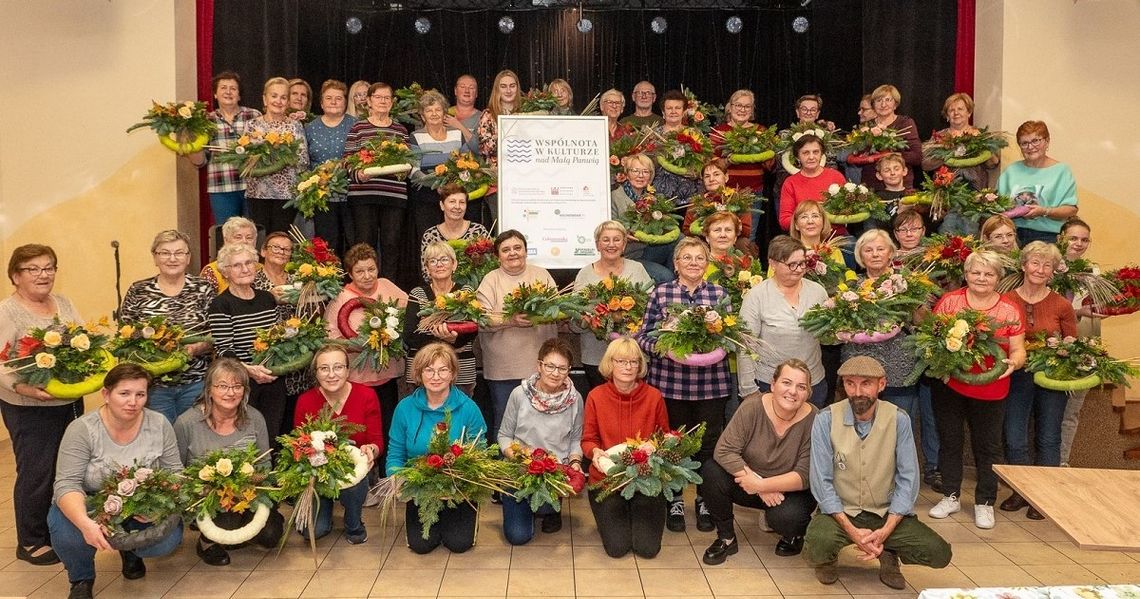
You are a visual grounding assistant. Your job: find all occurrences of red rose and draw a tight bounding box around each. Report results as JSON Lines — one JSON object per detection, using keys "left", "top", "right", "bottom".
{"left": 544, "top": 458, "right": 559, "bottom": 473}
{"left": 531, "top": 448, "right": 547, "bottom": 460}
{"left": 595, "top": 303, "right": 609, "bottom": 316}
{"left": 450, "top": 444, "right": 463, "bottom": 457}
{"left": 426, "top": 454, "right": 445, "bottom": 469}
{"left": 630, "top": 449, "right": 649, "bottom": 464}
{"left": 527, "top": 460, "right": 547, "bottom": 475}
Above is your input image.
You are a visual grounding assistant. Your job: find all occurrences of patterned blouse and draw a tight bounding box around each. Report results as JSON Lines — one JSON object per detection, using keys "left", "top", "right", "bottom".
{"left": 244, "top": 117, "right": 309, "bottom": 199}
{"left": 203, "top": 106, "right": 262, "bottom": 193}
{"left": 119, "top": 275, "right": 215, "bottom": 386}
{"left": 419, "top": 222, "right": 490, "bottom": 282}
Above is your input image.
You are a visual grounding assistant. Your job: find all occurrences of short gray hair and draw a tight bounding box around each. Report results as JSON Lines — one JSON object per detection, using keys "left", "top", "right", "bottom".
{"left": 853, "top": 229, "right": 897, "bottom": 268}
{"left": 593, "top": 220, "right": 628, "bottom": 241}
{"left": 150, "top": 229, "right": 191, "bottom": 254}
{"left": 221, "top": 216, "right": 256, "bottom": 244}
{"left": 217, "top": 243, "right": 258, "bottom": 271}
{"left": 422, "top": 240, "right": 457, "bottom": 266}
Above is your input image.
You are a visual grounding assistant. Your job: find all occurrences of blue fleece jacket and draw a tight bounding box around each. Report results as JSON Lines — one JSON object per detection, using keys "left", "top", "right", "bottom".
{"left": 385, "top": 385, "right": 487, "bottom": 473}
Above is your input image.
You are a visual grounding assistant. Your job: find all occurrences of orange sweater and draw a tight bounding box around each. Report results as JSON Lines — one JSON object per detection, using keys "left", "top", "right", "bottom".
{"left": 580, "top": 381, "right": 670, "bottom": 483}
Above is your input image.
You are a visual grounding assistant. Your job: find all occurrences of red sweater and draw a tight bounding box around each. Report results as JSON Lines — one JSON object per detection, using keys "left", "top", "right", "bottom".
{"left": 580, "top": 380, "right": 670, "bottom": 483}
{"left": 778, "top": 168, "right": 846, "bottom": 231}
{"left": 295, "top": 382, "right": 384, "bottom": 450}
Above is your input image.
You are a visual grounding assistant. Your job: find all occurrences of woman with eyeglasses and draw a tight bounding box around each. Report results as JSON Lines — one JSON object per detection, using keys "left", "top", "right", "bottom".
{"left": 858, "top": 84, "right": 922, "bottom": 192}
{"left": 119, "top": 230, "right": 215, "bottom": 423}
{"left": 998, "top": 120, "right": 1079, "bottom": 247}
{"left": 1, "top": 244, "right": 83, "bottom": 567}
{"left": 921, "top": 93, "right": 1000, "bottom": 235}
{"left": 599, "top": 89, "right": 630, "bottom": 141}
{"left": 200, "top": 216, "right": 259, "bottom": 295}
{"left": 980, "top": 214, "right": 1019, "bottom": 256}
{"left": 890, "top": 210, "right": 928, "bottom": 254}
{"left": 404, "top": 241, "right": 478, "bottom": 398}
{"left": 418, "top": 184, "right": 490, "bottom": 283}
{"left": 611, "top": 153, "right": 674, "bottom": 284}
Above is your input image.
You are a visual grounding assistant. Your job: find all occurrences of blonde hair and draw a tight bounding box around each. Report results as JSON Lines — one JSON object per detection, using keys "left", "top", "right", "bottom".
{"left": 598, "top": 337, "right": 648, "bottom": 379}
{"left": 963, "top": 250, "right": 1007, "bottom": 277}
{"left": 221, "top": 216, "right": 257, "bottom": 244}
{"left": 672, "top": 237, "right": 711, "bottom": 264}
{"left": 217, "top": 243, "right": 258, "bottom": 272}
{"left": 422, "top": 240, "right": 457, "bottom": 266}
{"left": 600, "top": 88, "right": 625, "bottom": 108}
{"left": 548, "top": 78, "right": 573, "bottom": 108}
{"left": 942, "top": 92, "right": 974, "bottom": 119}
{"left": 789, "top": 201, "right": 834, "bottom": 241}
{"left": 288, "top": 78, "right": 313, "bottom": 112}
{"left": 263, "top": 76, "right": 290, "bottom": 106}
{"left": 411, "top": 343, "right": 460, "bottom": 385}
{"left": 486, "top": 69, "right": 519, "bottom": 120}
{"left": 1019, "top": 241, "right": 1063, "bottom": 270}
{"left": 593, "top": 220, "right": 628, "bottom": 241}
{"left": 150, "top": 229, "right": 191, "bottom": 254}
{"left": 623, "top": 153, "right": 655, "bottom": 179}
{"left": 347, "top": 80, "right": 370, "bottom": 118}
{"left": 871, "top": 84, "right": 901, "bottom": 105}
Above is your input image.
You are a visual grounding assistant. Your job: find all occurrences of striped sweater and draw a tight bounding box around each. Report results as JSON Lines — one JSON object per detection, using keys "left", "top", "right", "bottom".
{"left": 207, "top": 288, "right": 280, "bottom": 363}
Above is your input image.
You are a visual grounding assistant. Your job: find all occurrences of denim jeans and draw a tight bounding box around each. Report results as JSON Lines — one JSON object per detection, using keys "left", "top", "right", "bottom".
{"left": 1017, "top": 227, "right": 1060, "bottom": 248}
{"left": 209, "top": 190, "right": 246, "bottom": 223}
{"left": 148, "top": 380, "right": 204, "bottom": 424}
{"left": 881, "top": 384, "right": 919, "bottom": 419}
{"left": 1005, "top": 369, "right": 1067, "bottom": 466}
{"left": 486, "top": 379, "right": 521, "bottom": 442}
{"left": 303, "top": 477, "right": 368, "bottom": 540}
{"left": 501, "top": 494, "right": 557, "bottom": 545}
{"left": 918, "top": 380, "right": 940, "bottom": 470}
{"left": 756, "top": 380, "right": 828, "bottom": 410}
{"left": 48, "top": 504, "right": 183, "bottom": 583}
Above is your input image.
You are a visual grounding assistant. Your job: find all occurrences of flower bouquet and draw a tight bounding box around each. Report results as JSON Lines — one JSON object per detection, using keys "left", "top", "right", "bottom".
{"left": 905, "top": 309, "right": 1011, "bottom": 385}
{"left": 285, "top": 159, "right": 348, "bottom": 219}
{"left": 502, "top": 281, "right": 589, "bottom": 325}
{"left": 900, "top": 233, "right": 989, "bottom": 288}
{"left": 422, "top": 151, "right": 496, "bottom": 200}
{"left": 416, "top": 289, "right": 488, "bottom": 336}
{"left": 344, "top": 132, "right": 415, "bottom": 179}
{"left": 922, "top": 127, "right": 1008, "bottom": 168}
{"left": 577, "top": 276, "right": 651, "bottom": 340}
{"left": 802, "top": 238, "right": 853, "bottom": 295}
{"left": 822, "top": 182, "right": 890, "bottom": 224}
{"left": 706, "top": 250, "right": 764, "bottom": 310}
{"left": 649, "top": 301, "right": 747, "bottom": 366}
{"left": 251, "top": 316, "right": 328, "bottom": 376}
{"left": 518, "top": 87, "right": 559, "bottom": 114}
{"left": 609, "top": 129, "right": 653, "bottom": 184}
{"left": 507, "top": 443, "right": 585, "bottom": 512}
{"left": 715, "top": 123, "right": 779, "bottom": 164}
{"left": 1025, "top": 334, "right": 1138, "bottom": 391}
{"left": 688, "top": 186, "right": 763, "bottom": 235}
{"left": 212, "top": 128, "right": 302, "bottom": 178}
{"left": 87, "top": 464, "right": 186, "bottom": 551}
{"left": 590, "top": 424, "right": 705, "bottom": 501}
{"left": 654, "top": 127, "right": 714, "bottom": 178}
{"left": 800, "top": 270, "right": 930, "bottom": 344}
{"left": 1098, "top": 266, "right": 1140, "bottom": 316}
{"left": 110, "top": 316, "right": 191, "bottom": 377}
{"left": 344, "top": 298, "right": 406, "bottom": 370}
{"left": 1, "top": 318, "right": 115, "bottom": 399}
{"left": 282, "top": 229, "right": 344, "bottom": 313}
{"left": 619, "top": 186, "right": 683, "bottom": 245}
{"left": 681, "top": 85, "right": 723, "bottom": 134}
{"left": 392, "top": 82, "right": 429, "bottom": 127}
{"left": 127, "top": 100, "right": 216, "bottom": 155}
{"left": 998, "top": 244, "right": 1118, "bottom": 310}
{"left": 844, "top": 123, "right": 912, "bottom": 165}
{"left": 449, "top": 236, "right": 499, "bottom": 288}
{"left": 777, "top": 122, "right": 845, "bottom": 174}
{"left": 184, "top": 444, "right": 278, "bottom": 545}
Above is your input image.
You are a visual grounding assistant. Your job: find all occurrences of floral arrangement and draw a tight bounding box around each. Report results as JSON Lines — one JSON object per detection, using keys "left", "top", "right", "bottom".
{"left": 212, "top": 128, "right": 302, "bottom": 178}
{"left": 251, "top": 316, "right": 328, "bottom": 376}
{"left": 501, "top": 281, "right": 588, "bottom": 325}
{"left": 821, "top": 182, "right": 890, "bottom": 224}
{"left": 507, "top": 443, "right": 585, "bottom": 512}
{"left": 416, "top": 289, "right": 488, "bottom": 335}
{"left": 344, "top": 133, "right": 415, "bottom": 179}
{"left": 423, "top": 150, "right": 496, "bottom": 199}
{"left": 800, "top": 270, "right": 932, "bottom": 344}
{"left": 649, "top": 301, "right": 749, "bottom": 363}
{"left": 449, "top": 236, "right": 499, "bottom": 288}
{"left": 844, "top": 123, "right": 912, "bottom": 165}
{"left": 618, "top": 186, "right": 683, "bottom": 245}
{"left": 802, "top": 238, "right": 852, "bottom": 295}
{"left": 906, "top": 309, "right": 1010, "bottom": 385}
{"left": 654, "top": 127, "right": 714, "bottom": 178}
{"left": 900, "top": 233, "right": 988, "bottom": 288}
{"left": 706, "top": 250, "right": 764, "bottom": 310}
{"left": 1047, "top": 242, "right": 1118, "bottom": 309}
{"left": 1, "top": 318, "right": 115, "bottom": 399}
{"left": 347, "top": 298, "right": 406, "bottom": 370}
{"left": 590, "top": 424, "right": 705, "bottom": 501}
{"left": 922, "top": 127, "right": 1008, "bottom": 168}
{"left": 577, "top": 276, "right": 651, "bottom": 340}
{"left": 392, "top": 82, "right": 429, "bottom": 127}
{"left": 687, "top": 186, "right": 762, "bottom": 235}
{"left": 183, "top": 444, "right": 278, "bottom": 545}
{"left": 1025, "top": 334, "right": 1138, "bottom": 391}
{"left": 110, "top": 316, "right": 191, "bottom": 377}
{"left": 1099, "top": 266, "right": 1140, "bottom": 316}
{"left": 87, "top": 464, "right": 186, "bottom": 549}
{"left": 282, "top": 230, "right": 344, "bottom": 310}
{"left": 518, "top": 87, "right": 559, "bottom": 114}
{"left": 777, "top": 122, "right": 845, "bottom": 174}
{"left": 680, "top": 86, "right": 723, "bottom": 134}
{"left": 609, "top": 131, "right": 652, "bottom": 183}
{"left": 388, "top": 413, "right": 516, "bottom": 539}
{"left": 285, "top": 160, "right": 349, "bottom": 219}
{"left": 716, "top": 123, "right": 779, "bottom": 163}
{"left": 126, "top": 100, "right": 216, "bottom": 155}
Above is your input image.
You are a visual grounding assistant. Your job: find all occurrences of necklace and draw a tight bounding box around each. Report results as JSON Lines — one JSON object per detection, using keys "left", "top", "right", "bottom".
{"left": 769, "top": 396, "right": 799, "bottom": 422}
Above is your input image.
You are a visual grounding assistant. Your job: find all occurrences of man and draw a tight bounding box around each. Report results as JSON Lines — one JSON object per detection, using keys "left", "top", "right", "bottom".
{"left": 804, "top": 356, "right": 951, "bottom": 590}
{"left": 449, "top": 74, "right": 480, "bottom": 148}
{"left": 620, "top": 81, "right": 662, "bottom": 129}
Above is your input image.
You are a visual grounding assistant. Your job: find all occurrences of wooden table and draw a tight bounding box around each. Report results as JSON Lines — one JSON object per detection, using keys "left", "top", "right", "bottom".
{"left": 994, "top": 465, "right": 1140, "bottom": 551}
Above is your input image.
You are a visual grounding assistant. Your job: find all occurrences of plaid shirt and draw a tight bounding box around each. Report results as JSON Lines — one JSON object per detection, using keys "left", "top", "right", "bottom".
{"left": 203, "top": 106, "right": 262, "bottom": 193}
{"left": 636, "top": 279, "right": 732, "bottom": 400}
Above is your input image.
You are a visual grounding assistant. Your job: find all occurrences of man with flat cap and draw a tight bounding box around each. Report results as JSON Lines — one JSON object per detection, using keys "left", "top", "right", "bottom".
{"left": 803, "top": 355, "right": 951, "bottom": 590}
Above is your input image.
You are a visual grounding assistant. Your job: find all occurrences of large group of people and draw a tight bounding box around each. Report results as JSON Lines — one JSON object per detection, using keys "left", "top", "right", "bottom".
{"left": 3, "top": 70, "right": 1108, "bottom": 597}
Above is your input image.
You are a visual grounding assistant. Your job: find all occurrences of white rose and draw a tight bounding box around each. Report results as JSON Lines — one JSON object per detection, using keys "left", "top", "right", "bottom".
{"left": 843, "top": 182, "right": 856, "bottom": 191}
{"left": 813, "top": 129, "right": 827, "bottom": 138}
{"left": 827, "top": 184, "right": 841, "bottom": 195}
{"left": 385, "top": 316, "right": 400, "bottom": 329}
{"left": 856, "top": 185, "right": 868, "bottom": 193}
{"left": 70, "top": 334, "right": 90, "bottom": 351}
{"left": 386, "top": 327, "right": 400, "bottom": 341}
{"left": 945, "top": 337, "right": 964, "bottom": 352}
{"left": 791, "top": 132, "right": 803, "bottom": 141}
{"left": 651, "top": 210, "right": 663, "bottom": 220}
{"left": 386, "top": 306, "right": 400, "bottom": 316}
{"left": 214, "top": 458, "right": 233, "bottom": 477}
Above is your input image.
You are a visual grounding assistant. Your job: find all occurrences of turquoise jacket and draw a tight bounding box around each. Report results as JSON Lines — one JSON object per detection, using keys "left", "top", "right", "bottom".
{"left": 385, "top": 385, "right": 487, "bottom": 473}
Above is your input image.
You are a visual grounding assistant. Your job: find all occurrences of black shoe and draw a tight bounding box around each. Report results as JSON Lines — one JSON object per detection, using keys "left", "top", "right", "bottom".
{"left": 695, "top": 498, "right": 714, "bottom": 532}
{"left": 490, "top": 491, "right": 502, "bottom": 505}
{"left": 196, "top": 538, "right": 231, "bottom": 566}
{"left": 702, "top": 537, "right": 739, "bottom": 565}
{"left": 923, "top": 470, "right": 944, "bottom": 494}
{"left": 120, "top": 551, "right": 146, "bottom": 580}
{"left": 1026, "top": 506, "right": 1045, "bottom": 520}
{"left": 1000, "top": 493, "right": 1029, "bottom": 512}
{"left": 666, "top": 500, "right": 686, "bottom": 532}
{"left": 541, "top": 512, "right": 563, "bottom": 534}
{"left": 16, "top": 545, "right": 60, "bottom": 566}
{"left": 68, "top": 580, "right": 95, "bottom": 599}
{"left": 775, "top": 535, "right": 804, "bottom": 557}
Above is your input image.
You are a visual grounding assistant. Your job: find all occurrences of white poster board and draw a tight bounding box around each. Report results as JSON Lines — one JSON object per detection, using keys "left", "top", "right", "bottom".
{"left": 497, "top": 115, "right": 611, "bottom": 270}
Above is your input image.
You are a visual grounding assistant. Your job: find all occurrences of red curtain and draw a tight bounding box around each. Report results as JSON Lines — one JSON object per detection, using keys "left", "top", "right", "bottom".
{"left": 955, "top": 0, "right": 976, "bottom": 95}
{"left": 196, "top": 0, "right": 215, "bottom": 261}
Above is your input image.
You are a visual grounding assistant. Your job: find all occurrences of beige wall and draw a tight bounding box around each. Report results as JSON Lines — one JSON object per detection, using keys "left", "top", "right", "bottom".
{"left": 976, "top": 0, "right": 1140, "bottom": 392}
{"left": 0, "top": 1, "right": 198, "bottom": 440}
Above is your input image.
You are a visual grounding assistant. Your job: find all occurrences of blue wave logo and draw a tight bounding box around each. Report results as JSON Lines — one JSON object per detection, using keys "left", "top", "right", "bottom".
{"left": 503, "top": 137, "right": 534, "bottom": 163}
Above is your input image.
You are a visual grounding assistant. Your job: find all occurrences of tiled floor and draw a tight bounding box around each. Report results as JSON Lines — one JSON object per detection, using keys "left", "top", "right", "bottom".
{"left": 1, "top": 444, "right": 1136, "bottom": 598}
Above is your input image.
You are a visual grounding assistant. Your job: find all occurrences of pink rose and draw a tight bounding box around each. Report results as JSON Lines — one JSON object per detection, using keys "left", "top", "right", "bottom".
{"left": 103, "top": 495, "right": 123, "bottom": 516}
{"left": 134, "top": 468, "right": 153, "bottom": 482}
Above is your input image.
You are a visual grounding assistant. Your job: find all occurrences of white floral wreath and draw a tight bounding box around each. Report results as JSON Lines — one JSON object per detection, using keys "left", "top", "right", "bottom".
{"left": 196, "top": 502, "right": 271, "bottom": 545}
{"left": 339, "top": 444, "right": 370, "bottom": 490}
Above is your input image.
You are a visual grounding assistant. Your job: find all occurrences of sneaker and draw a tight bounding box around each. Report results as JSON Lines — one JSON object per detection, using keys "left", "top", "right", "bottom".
{"left": 695, "top": 498, "right": 714, "bottom": 532}
{"left": 923, "top": 470, "right": 944, "bottom": 494}
{"left": 974, "top": 504, "right": 996, "bottom": 529}
{"left": 878, "top": 550, "right": 906, "bottom": 589}
{"left": 68, "top": 580, "right": 94, "bottom": 599}
{"left": 666, "top": 500, "right": 686, "bottom": 532}
{"left": 757, "top": 511, "right": 774, "bottom": 532}
{"left": 346, "top": 528, "right": 369, "bottom": 545}
{"left": 363, "top": 485, "right": 383, "bottom": 508}
{"left": 702, "top": 537, "right": 739, "bottom": 565}
{"left": 814, "top": 561, "right": 839, "bottom": 585}
{"left": 540, "top": 512, "right": 563, "bottom": 534}
{"left": 928, "top": 494, "right": 960, "bottom": 519}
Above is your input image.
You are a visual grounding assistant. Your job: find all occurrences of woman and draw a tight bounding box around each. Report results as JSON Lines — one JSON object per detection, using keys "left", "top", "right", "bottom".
{"left": 704, "top": 211, "right": 742, "bottom": 262}
{"left": 636, "top": 237, "right": 731, "bottom": 533}
{"left": 573, "top": 221, "right": 652, "bottom": 391}
{"left": 701, "top": 359, "right": 818, "bottom": 564}
{"left": 347, "top": 80, "right": 370, "bottom": 120}
{"left": 611, "top": 153, "right": 674, "bottom": 284}
{"left": 858, "top": 84, "right": 922, "bottom": 191}
{"left": 294, "top": 345, "right": 382, "bottom": 542}
{"left": 981, "top": 214, "right": 1019, "bottom": 255}
{"left": 477, "top": 230, "right": 558, "bottom": 440}
{"left": 710, "top": 90, "right": 770, "bottom": 230}
{"left": 324, "top": 243, "right": 408, "bottom": 443}
{"left": 245, "top": 77, "right": 309, "bottom": 235}
{"left": 1059, "top": 218, "right": 1100, "bottom": 466}
{"left": 683, "top": 158, "right": 753, "bottom": 244}
{"left": 840, "top": 95, "right": 876, "bottom": 185}
{"left": 650, "top": 90, "right": 701, "bottom": 206}
{"left": 581, "top": 337, "right": 670, "bottom": 558}
{"left": 891, "top": 209, "right": 928, "bottom": 254}
{"left": 778, "top": 134, "right": 847, "bottom": 233}
{"left": 207, "top": 244, "right": 286, "bottom": 440}
{"left": 0, "top": 245, "right": 82, "bottom": 566}
{"left": 288, "top": 78, "right": 314, "bottom": 122}
{"left": 344, "top": 82, "right": 411, "bottom": 281}
{"left": 927, "top": 250, "right": 1025, "bottom": 530}
{"left": 419, "top": 184, "right": 491, "bottom": 282}
{"left": 922, "top": 93, "right": 1000, "bottom": 234}
{"left": 1000, "top": 242, "right": 1077, "bottom": 519}
{"left": 410, "top": 91, "right": 471, "bottom": 244}
{"left": 476, "top": 69, "right": 519, "bottom": 167}
{"left": 174, "top": 358, "right": 282, "bottom": 566}
{"left": 119, "top": 230, "right": 215, "bottom": 423}
{"left": 998, "top": 120, "right": 1080, "bottom": 247}
{"left": 387, "top": 343, "right": 486, "bottom": 554}
{"left": 188, "top": 72, "right": 262, "bottom": 223}
{"left": 600, "top": 89, "right": 630, "bottom": 141}
{"left": 48, "top": 364, "right": 183, "bottom": 598}
{"left": 793, "top": 94, "right": 836, "bottom": 131}
{"left": 200, "top": 216, "right": 259, "bottom": 294}
{"left": 739, "top": 235, "right": 829, "bottom": 408}
{"left": 252, "top": 232, "right": 312, "bottom": 428}
{"left": 304, "top": 80, "right": 357, "bottom": 255}
{"left": 498, "top": 338, "right": 584, "bottom": 544}
{"left": 405, "top": 241, "right": 478, "bottom": 398}
{"left": 548, "top": 78, "right": 573, "bottom": 115}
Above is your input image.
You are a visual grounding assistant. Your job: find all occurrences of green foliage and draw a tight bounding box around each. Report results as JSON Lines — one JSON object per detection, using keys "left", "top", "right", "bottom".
{"left": 183, "top": 443, "right": 277, "bottom": 519}
{"left": 590, "top": 423, "right": 706, "bottom": 501}
{"left": 87, "top": 464, "right": 187, "bottom": 537}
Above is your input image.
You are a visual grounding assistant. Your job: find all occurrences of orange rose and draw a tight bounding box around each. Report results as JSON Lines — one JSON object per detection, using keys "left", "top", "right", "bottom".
{"left": 619, "top": 296, "right": 636, "bottom": 311}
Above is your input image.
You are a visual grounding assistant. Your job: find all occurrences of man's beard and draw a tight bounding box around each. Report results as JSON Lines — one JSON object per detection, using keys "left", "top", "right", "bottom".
{"left": 849, "top": 395, "right": 876, "bottom": 415}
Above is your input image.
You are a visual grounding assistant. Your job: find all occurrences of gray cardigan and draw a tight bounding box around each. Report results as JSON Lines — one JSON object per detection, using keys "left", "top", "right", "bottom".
{"left": 497, "top": 384, "right": 584, "bottom": 462}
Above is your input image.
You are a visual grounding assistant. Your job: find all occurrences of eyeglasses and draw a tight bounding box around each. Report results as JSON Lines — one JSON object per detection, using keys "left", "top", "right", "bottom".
{"left": 613, "top": 358, "right": 640, "bottom": 368}
{"left": 226, "top": 260, "right": 258, "bottom": 271}
{"left": 264, "top": 244, "right": 291, "bottom": 255}
{"left": 540, "top": 362, "right": 570, "bottom": 375}
{"left": 18, "top": 265, "right": 58, "bottom": 276}
{"left": 798, "top": 106, "right": 821, "bottom": 115}
{"left": 371, "top": 94, "right": 393, "bottom": 100}
{"left": 731, "top": 103, "right": 753, "bottom": 110}
{"left": 894, "top": 226, "right": 924, "bottom": 234}
{"left": 154, "top": 250, "right": 190, "bottom": 259}
{"left": 316, "top": 364, "right": 348, "bottom": 376}
{"left": 778, "top": 260, "right": 807, "bottom": 272}
{"left": 627, "top": 168, "right": 651, "bottom": 176}
{"left": 1018, "top": 137, "right": 1046, "bottom": 148}
{"left": 212, "top": 383, "right": 245, "bottom": 394}
{"left": 677, "top": 255, "right": 708, "bottom": 264}
{"left": 427, "top": 257, "right": 453, "bottom": 266}
{"left": 602, "top": 100, "right": 623, "bottom": 106}
{"left": 423, "top": 366, "right": 452, "bottom": 379}
{"left": 633, "top": 90, "right": 656, "bottom": 97}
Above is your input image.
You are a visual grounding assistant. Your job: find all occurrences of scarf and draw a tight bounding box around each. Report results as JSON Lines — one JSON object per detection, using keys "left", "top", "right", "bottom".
{"left": 521, "top": 373, "right": 581, "bottom": 415}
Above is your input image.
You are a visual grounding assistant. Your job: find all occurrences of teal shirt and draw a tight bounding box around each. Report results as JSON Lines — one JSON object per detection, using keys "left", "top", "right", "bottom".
{"left": 998, "top": 161, "right": 1077, "bottom": 233}
{"left": 385, "top": 385, "right": 487, "bottom": 473}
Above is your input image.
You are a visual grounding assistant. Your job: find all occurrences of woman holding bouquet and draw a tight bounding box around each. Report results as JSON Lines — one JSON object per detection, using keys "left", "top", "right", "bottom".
{"left": 304, "top": 80, "right": 356, "bottom": 256}
{"left": 1058, "top": 218, "right": 1100, "bottom": 466}
{"left": 927, "top": 250, "right": 1026, "bottom": 530}
{"left": 858, "top": 85, "right": 921, "bottom": 192}
{"left": 998, "top": 120, "right": 1079, "bottom": 247}
{"left": 581, "top": 337, "right": 670, "bottom": 558}
{"left": 419, "top": 184, "right": 490, "bottom": 283}
{"left": 245, "top": 77, "right": 309, "bottom": 235}
{"left": 635, "top": 237, "right": 731, "bottom": 533}
{"left": 387, "top": 343, "right": 487, "bottom": 554}
{"left": 498, "top": 338, "right": 584, "bottom": 544}
{"left": 574, "top": 220, "right": 652, "bottom": 392}
{"left": 186, "top": 71, "right": 262, "bottom": 223}
{"left": 682, "top": 158, "right": 754, "bottom": 247}
{"left": 710, "top": 90, "right": 768, "bottom": 192}
{"left": 48, "top": 364, "right": 183, "bottom": 598}
{"left": 405, "top": 241, "right": 478, "bottom": 398}
{"left": 650, "top": 90, "right": 701, "bottom": 208}
{"left": 611, "top": 153, "right": 674, "bottom": 284}
{"left": 409, "top": 90, "right": 470, "bottom": 246}
{"left": 778, "top": 134, "right": 847, "bottom": 233}
{"left": 921, "top": 93, "right": 1000, "bottom": 234}
{"left": 1, "top": 244, "right": 82, "bottom": 567}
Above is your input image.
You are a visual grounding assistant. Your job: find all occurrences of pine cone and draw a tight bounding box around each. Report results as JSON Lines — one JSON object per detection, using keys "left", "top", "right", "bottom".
{"left": 658, "top": 449, "right": 680, "bottom": 463}
{"left": 636, "top": 463, "right": 652, "bottom": 476}
{"left": 621, "top": 452, "right": 635, "bottom": 466}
